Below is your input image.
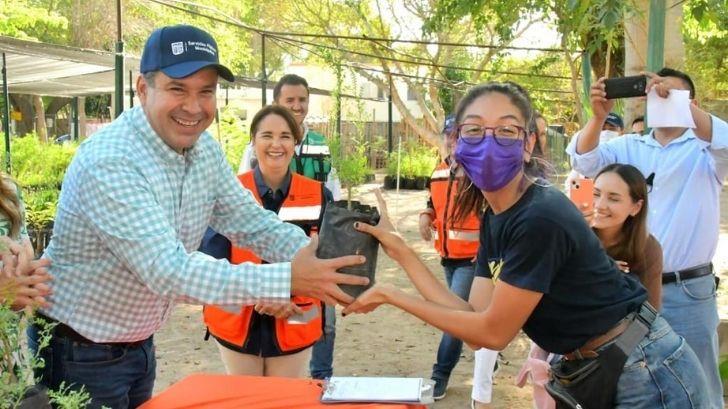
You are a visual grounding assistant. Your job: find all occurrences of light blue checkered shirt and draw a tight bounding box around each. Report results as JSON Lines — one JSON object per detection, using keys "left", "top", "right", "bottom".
{"left": 42, "top": 106, "right": 309, "bottom": 343}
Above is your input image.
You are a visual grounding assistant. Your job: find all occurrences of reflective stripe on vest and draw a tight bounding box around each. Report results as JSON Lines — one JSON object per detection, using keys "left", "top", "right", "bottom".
{"left": 432, "top": 229, "right": 479, "bottom": 242}
{"left": 203, "top": 171, "right": 324, "bottom": 352}
{"left": 278, "top": 205, "right": 322, "bottom": 222}
{"left": 430, "top": 168, "right": 450, "bottom": 180}
{"left": 300, "top": 144, "right": 330, "bottom": 156}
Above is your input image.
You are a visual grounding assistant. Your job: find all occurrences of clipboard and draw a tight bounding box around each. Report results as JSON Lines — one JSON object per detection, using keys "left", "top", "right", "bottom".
{"left": 320, "top": 377, "right": 434, "bottom": 404}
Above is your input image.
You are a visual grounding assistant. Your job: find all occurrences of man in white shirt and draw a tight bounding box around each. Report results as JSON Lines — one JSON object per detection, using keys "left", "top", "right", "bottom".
{"left": 567, "top": 68, "right": 728, "bottom": 409}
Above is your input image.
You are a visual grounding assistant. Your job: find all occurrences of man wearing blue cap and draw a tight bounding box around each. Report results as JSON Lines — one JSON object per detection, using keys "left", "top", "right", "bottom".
{"left": 29, "top": 25, "right": 367, "bottom": 408}
{"left": 417, "top": 117, "right": 498, "bottom": 405}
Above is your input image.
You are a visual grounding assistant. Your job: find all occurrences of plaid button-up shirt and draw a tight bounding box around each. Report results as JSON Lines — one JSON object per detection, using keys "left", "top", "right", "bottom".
{"left": 42, "top": 106, "right": 308, "bottom": 343}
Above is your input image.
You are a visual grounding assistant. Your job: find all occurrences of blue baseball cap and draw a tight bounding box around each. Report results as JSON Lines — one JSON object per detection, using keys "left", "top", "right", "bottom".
{"left": 442, "top": 115, "right": 456, "bottom": 134}
{"left": 605, "top": 112, "right": 624, "bottom": 129}
{"left": 140, "top": 25, "right": 235, "bottom": 82}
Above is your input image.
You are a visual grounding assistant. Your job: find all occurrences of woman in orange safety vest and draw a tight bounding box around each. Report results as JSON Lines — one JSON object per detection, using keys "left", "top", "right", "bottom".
{"left": 200, "top": 105, "right": 332, "bottom": 377}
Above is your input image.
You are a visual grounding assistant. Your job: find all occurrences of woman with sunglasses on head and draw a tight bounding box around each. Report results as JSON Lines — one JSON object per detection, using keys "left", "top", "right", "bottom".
{"left": 344, "top": 82, "right": 707, "bottom": 408}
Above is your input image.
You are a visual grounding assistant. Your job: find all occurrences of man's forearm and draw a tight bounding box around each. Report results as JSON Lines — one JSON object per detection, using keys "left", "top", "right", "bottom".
{"left": 576, "top": 116, "right": 606, "bottom": 154}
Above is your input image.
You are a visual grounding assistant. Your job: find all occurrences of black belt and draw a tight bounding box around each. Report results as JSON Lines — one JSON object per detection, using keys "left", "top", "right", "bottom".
{"left": 35, "top": 313, "right": 149, "bottom": 348}
{"left": 662, "top": 263, "right": 713, "bottom": 285}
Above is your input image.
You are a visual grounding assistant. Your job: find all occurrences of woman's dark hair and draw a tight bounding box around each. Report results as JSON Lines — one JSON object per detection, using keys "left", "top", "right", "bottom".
{"left": 451, "top": 82, "right": 543, "bottom": 222}
{"left": 249, "top": 105, "right": 303, "bottom": 144}
{"left": 593, "top": 164, "right": 649, "bottom": 267}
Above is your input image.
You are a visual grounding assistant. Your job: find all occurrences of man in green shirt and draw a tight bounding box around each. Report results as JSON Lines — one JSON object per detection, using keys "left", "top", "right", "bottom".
{"left": 239, "top": 74, "right": 341, "bottom": 200}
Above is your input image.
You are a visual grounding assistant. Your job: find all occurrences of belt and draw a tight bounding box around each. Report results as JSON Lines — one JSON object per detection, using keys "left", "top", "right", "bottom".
{"left": 36, "top": 313, "right": 149, "bottom": 348}
{"left": 662, "top": 263, "right": 713, "bottom": 285}
{"left": 565, "top": 302, "right": 657, "bottom": 360}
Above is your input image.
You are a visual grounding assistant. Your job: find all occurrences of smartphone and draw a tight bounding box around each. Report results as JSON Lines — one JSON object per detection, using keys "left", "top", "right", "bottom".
{"left": 604, "top": 75, "right": 647, "bottom": 99}
{"left": 569, "top": 178, "right": 594, "bottom": 212}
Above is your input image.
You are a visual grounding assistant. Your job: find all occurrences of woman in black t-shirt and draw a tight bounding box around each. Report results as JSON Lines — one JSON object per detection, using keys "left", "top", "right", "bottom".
{"left": 343, "top": 83, "right": 707, "bottom": 408}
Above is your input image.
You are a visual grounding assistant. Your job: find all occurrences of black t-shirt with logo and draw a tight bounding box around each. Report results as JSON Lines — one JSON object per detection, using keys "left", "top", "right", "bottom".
{"left": 475, "top": 183, "right": 646, "bottom": 354}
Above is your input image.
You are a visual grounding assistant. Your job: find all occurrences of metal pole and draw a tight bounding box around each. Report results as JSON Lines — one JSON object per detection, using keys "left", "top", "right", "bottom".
{"left": 646, "top": 0, "right": 666, "bottom": 72}
{"left": 261, "top": 33, "right": 267, "bottom": 107}
{"left": 387, "top": 77, "right": 393, "bottom": 153}
{"left": 128, "top": 70, "right": 134, "bottom": 108}
{"left": 72, "top": 97, "right": 79, "bottom": 141}
{"left": 114, "top": 0, "right": 124, "bottom": 118}
{"left": 335, "top": 64, "right": 342, "bottom": 138}
{"left": 2, "top": 53, "right": 10, "bottom": 173}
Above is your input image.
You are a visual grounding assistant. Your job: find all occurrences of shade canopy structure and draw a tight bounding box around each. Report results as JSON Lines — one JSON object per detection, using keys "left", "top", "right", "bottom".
{"left": 0, "top": 35, "right": 140, "bottom": 98}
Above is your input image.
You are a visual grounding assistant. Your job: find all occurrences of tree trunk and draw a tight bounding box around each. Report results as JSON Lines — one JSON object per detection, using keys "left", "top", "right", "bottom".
{"left": 9, "top": 94, "right": 33, "bottom": 136}
{"left": 623, "top": 0, "right": 649, "bottom": 128}
{"left": 32, "top": 95, "right": 47, "bottom": 142}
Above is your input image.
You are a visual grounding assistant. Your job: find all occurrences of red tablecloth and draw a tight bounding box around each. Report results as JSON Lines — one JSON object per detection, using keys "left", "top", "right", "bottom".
{"left": 139, "top": 374, "right": 428, "bottom": 409}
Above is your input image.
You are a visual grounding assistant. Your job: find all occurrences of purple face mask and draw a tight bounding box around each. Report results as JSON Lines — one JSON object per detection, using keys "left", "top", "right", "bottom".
{"left": 454, "top": 136, "right": 524, "bottom": 192}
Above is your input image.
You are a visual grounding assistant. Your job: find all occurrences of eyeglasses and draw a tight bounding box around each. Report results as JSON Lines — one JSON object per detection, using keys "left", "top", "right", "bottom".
{"left": 457, "top": 124, "right": 526, "bottom": 146}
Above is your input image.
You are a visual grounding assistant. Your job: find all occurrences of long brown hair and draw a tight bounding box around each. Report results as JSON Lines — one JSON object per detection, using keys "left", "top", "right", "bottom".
{"left": 0, "top": 175, "right": 22, "bottom": 239}
{"left": 451, "top": 82, "right": 544, "bottom": 223}
{"left": 593, "top": 164, "right": 649, "bottom": 266}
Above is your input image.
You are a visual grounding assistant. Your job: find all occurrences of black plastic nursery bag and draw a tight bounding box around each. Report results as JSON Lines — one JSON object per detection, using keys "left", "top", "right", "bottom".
{"left": 316, "top": 200, "right": 380, "bottom": 298}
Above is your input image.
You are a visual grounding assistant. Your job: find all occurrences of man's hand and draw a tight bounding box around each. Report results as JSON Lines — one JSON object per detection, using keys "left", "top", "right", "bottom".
{"left": 418, "top": 212, "right": 433, "bottom": 241}
{"left": 590, "top": 77, "right": 615, "bottom": 121}
{"left": 254, "top": 302, "right": 303, "bottom": 319}
{"left": 291, "top": 234, "right": 368, "bottom": 307}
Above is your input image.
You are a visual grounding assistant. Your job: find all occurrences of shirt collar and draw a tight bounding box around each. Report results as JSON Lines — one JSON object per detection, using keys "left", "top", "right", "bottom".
{"left": 127, "top": 106, "right": 203, "bottom": 164}
{"left": 638, "top": 127, "right": 697, "bottom": 148}
{"left": 253, "top": 165, "right": 292, "bottom": 198}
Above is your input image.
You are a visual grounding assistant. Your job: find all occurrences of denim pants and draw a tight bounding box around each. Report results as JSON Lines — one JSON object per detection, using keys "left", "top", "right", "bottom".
{"left": 27, "top": 324, "right": 156, "bottom": 409}
{"left": 660, "top": 274, "right": 722, "bottom": 409}
{"left": 614, "top": 315, "right": 710, "bottom": 408}
{"left": 310, "top": 304, "right": 336, "bottom": 379}
{"left": 431, "top": 262, "right": 475, "bottom": 381}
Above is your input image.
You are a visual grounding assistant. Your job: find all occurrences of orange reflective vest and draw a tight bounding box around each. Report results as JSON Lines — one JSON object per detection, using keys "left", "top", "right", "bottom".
{"left": 203, "top": 172, "right": 324, "bottom": 353}
{"left": 430, "top": 161, "right": 481, "bottom": 259}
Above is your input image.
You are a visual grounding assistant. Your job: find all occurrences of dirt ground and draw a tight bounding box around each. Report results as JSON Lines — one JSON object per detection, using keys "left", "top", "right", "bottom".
{"left": 153, "top": 177, "right": 728, "bottom": 409}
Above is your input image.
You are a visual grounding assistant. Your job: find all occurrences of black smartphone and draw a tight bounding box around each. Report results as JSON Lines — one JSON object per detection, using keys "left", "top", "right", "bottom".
{"left": 604, "top": 75, "right": 647, "bottom": 99}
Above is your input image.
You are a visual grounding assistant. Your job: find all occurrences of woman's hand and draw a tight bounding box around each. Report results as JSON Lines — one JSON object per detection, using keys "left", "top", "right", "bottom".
{"left": 354, "top": 189, "right": 410, "bottom": 261}
{"left": 341, "top": 285, "right": 396, "bottom": 316}
{"left": 254, "top": 302, "right": 304, "bottom": 319}
{"left": 615, "top": 260, "right": 630, "bottom": 273}
{"left": 580, "top": 203, "right": 595, "bottom": 226}
{"left": 418, "top": 212, "right": 433, "bottom": 242}
{"left": 1, "top": 267, "right": 52, "bottom": 310}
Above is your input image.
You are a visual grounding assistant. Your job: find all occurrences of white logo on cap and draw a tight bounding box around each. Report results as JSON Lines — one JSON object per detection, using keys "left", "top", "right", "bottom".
{"left": 171, "top": 42, "right": 185, "bottom": 55}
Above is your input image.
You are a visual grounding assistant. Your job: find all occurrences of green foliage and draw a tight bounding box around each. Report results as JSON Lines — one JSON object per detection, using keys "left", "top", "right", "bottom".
{"left": 47, "top": 383, "right": 92, "bottom": 409}
{"left": 386, "top": 141, "right": 437, "bottom": 178}
{"left": 683, "top": 0, "right": 728, "bottom": 101}
{"left": 212, "top": 104, "right": 250, "bottom": 170}
{"left": 0, "top": 135, "right": 77, "bottom": 230}
{"left": 0, "top": 0, "right": 68, "bottom": 43}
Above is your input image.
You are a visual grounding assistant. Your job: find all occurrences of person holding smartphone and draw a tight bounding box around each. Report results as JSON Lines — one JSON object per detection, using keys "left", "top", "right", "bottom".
{"left": 567, "top": 67, "right": 728, "bottom": 409}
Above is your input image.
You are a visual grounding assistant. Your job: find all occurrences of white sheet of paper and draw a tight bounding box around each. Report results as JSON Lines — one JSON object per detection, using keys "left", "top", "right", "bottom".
{"left": 321, "top": 377, "right": 422, "bottom": 403}
{"left": 646, "top": 88, "right": 696, "bottom": 129}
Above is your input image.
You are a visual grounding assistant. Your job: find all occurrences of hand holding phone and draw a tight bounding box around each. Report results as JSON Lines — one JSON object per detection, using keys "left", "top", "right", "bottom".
{"left": 604, "top": 75, "right": 647, "bottom": 99}
{"left": 569, "top": 178, "right": 594, "bottom": 214}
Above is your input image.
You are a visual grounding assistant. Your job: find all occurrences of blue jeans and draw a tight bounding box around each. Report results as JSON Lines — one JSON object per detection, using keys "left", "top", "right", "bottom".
{"left": 660, "top": 274, "right": 722, "bottom": 409}
{"left": 615, "top": 315, "right": 710, "bottom": 408}
{"left": 310, "top": 304, "right": 336, "bottom": 379}
{"left": 28, "top": 325, "right": 156, "bottom": 409}
{"left": 431, "top": 262, "right": 475, "bottom": 382}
